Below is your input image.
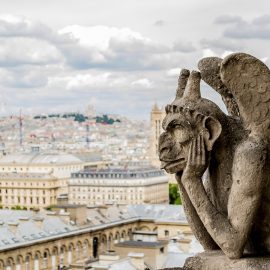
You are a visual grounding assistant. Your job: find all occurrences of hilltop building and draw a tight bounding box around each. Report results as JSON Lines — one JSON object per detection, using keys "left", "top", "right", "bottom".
{"left": 68, "top": 166, "right": 169, "bottom": 205}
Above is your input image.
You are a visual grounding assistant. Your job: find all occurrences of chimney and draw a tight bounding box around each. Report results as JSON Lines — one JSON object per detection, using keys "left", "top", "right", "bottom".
{"left": 128, "top": 253, "right": 144, "bottom": 270}
{"left": 8, "top": 221, "right": 19, "bottom": 234}
{"left": 18, "top": 217, "right": 29, "bottom": 224}
{"left": 59, "top": 211, "right": 70, "bottom": 224}
{"left": 33, "top": 217, "right": 44, "bottom": 229}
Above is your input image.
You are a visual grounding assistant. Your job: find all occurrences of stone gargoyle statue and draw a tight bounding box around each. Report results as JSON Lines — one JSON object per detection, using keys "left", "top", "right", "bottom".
{"left": 158, "top": 53, "right": 270, "bottom": 259}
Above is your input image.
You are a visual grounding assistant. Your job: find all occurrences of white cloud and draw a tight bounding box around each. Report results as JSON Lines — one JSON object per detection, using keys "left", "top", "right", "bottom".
{"left": 201, "top": 49, "right": 235, "bottom": 60}
{"left": 202, "top": 49, "right": 217, "bottom": 58}
{"left": 200, "top": 37, "right": 243, "bottom": 52}
{"left": 0, "top": 3, "right": 268, "bottom": 119}
{"left": 58, "top": 24, "right": 174, "bottom": 70}
{"left": 0, "top": 66, "right": 50, "bottom": 88}
{"left": 0, "top": 14, "right": 52, "bottom": 40}
{"left": 0, "top": 37, "right": 63, "bottom": 67}
{"left": 217, "top": 15, "right": 270, "bottom": 40}
{"left": 166, "top": 68, "right": 180, "bottom": 77}
{"left": 48, "top": 73, "right": 111, "bottom": 90}
{"left": 214, "top": 15, "right": 243, "bottom": 25}
{"left": 131, "top": 78, "right": 153, "bottom": 88}
{"left": 59, "top": 25, "right": 151, "bottom": 50}
{"left": 173, "top": 40, "right": 196, "bottom": 53}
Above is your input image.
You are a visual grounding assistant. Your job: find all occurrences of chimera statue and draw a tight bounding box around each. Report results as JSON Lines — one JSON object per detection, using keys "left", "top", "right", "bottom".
{"left": 158, "top": 53, "right": 270, "bottom": 259}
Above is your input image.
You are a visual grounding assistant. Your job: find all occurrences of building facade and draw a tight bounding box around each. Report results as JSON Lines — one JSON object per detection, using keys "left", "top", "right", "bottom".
{"left": 0, "top": 153, "right": 107, "bottom": 210}
{"left": 68, "top": 167, "right": 169, "bottom": 205}
{"left": 0, "top": 173, "right": 58, "bottom": 210}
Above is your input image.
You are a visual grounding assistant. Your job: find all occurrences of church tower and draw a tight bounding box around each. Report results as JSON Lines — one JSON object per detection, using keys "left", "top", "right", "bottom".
{"left": 149, "top": 103, "right": 165, "bottom": 167}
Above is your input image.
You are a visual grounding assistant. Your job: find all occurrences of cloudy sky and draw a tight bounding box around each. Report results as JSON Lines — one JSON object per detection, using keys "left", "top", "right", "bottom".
{"left": 0, "top": 0, "right": 269, "bottom": 119}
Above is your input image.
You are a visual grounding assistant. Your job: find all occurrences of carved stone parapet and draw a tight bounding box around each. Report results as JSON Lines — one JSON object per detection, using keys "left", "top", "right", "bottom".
{"left": 163, "top": 251, "right": 270, "bottom": 270}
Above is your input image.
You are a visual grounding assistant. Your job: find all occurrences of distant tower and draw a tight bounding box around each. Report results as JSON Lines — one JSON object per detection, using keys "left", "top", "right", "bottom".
{"left": 149, "top": 103, "right": 165, "bottom": 167}
{"left": 85, "top": 104, "right": 96, "bottom": 118}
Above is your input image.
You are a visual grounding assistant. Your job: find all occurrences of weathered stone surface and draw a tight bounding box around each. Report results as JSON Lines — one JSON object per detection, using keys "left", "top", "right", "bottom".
{"left": 163, "top": 251, "right": 270, "bottom": 270}
{"left": 158, "top": 53, "right": 270, "bottom": 260}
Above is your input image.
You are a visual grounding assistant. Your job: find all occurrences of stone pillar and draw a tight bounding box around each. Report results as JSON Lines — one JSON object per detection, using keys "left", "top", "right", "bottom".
{"left": 51, "top": 256, "right": 56, "bottom": 270}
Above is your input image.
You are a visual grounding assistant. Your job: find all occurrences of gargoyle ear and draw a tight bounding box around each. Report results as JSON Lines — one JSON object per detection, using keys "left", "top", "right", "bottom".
{"left": 203, "top": 116, "right": 222, "bottom": 151}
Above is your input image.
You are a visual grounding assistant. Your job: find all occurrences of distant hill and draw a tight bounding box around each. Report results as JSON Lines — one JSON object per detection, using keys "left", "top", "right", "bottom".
{"left": 33, "top": 113, "right": 121, "bottom": 124}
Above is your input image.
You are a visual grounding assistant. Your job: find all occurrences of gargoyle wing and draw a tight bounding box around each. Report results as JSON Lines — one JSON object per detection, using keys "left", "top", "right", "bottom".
{"left": 198, "top": 57, "right": 240, "bottom": 117}
{"left": 220, "top": 53, "right": 270, "bottom": 134}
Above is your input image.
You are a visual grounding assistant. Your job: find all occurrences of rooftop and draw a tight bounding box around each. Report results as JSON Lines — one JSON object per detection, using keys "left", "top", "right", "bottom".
{"left": 0, "top": 172, "right": 57, "bottom": 180}
{"left": 73, "top": 152, "right": 104, "bottom": 162}
{"left": 115, "top": 240, "right": 167, "bottom": 248}
{"left": 0, "top": 153, "right": 82, "bottom": 165}
{"left": 0, "top": 210, "right": 76, "bottom": 250}
{"left": 0, "top": 204, "right": 188, "bottom": 252}
{"left": 72, "top": 166, "right": 166, "bottom": 179}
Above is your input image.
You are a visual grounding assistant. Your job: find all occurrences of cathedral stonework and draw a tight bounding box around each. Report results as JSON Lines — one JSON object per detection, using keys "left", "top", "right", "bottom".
{"left": 159, "top": 53, "right": 270, "bottom": 269}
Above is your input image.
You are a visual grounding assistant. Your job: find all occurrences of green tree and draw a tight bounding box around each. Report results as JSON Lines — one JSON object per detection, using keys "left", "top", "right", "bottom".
{"left": 107, "top": 118, "right": 114, "bottom": 125}
{"left": 11, "top": 205, "right": 22, "bottom": 210}
{"left": 169, "top": 183, "right": 182, "bottom": 205}
{"left": 74, "top": 114, "right": 86, "bottom": 122}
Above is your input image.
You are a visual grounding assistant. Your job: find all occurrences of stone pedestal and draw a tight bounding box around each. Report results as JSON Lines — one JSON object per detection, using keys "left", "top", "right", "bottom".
{"left": 163, "top": 251, "right": 270, "bottom": 270}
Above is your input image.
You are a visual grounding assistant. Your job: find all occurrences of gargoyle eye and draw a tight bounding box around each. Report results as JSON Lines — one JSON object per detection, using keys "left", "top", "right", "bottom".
{"left": 167, "top": 121, "right": 183, "bottom": 130}
{"left": 165, "top": 105, "right": 171, "bottom": 113}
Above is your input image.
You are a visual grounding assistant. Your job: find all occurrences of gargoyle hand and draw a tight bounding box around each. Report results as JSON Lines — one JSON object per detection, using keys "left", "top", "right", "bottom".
{"left": 182, "top": 133, "right": 208, "bottom": 182}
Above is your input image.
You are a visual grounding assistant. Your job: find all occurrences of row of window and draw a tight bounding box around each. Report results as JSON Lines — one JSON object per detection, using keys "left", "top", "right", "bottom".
{"left": 73, "top": 194, "right": 144, "bottom": 200}
{"left": 0, "top": 189, "right": 50, "bottom": 195}
{"left": 69, "top": 180, "right": 166, "bottom": 186}
{"left": 71, "top": 187, "right": 143, "bottom": 192}
{"left": 1, "top": 195, "right": 53, "bottom": 205}
{"left": 73, "top": 171, "right": 163, "bottom": 179}
{"left": 0, "top": 182, "right": 52, "bottom": 187}
{"left": 0, "top": 166, "right": 81, "bottom": 171}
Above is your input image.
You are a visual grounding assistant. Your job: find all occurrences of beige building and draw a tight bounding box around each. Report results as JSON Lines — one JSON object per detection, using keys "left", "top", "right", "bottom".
{"left": 0, "top": 204, "right": 195, "bottom": 270}
{"left": 0, "top": 173, "right": 58, "bottom": 210}
{"left": 68, "top": 166, "right": 169, "bottom": 205}
{"left": 149, "top": 103, "right": 165, "bottom": 168}
{"left": 0, "top": 153, "right": 109, "bottom": 210}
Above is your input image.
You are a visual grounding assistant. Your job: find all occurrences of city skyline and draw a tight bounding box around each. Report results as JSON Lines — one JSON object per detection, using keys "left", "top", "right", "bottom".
{"left": 0, "top": 0, "right": 269, "bottom": 119}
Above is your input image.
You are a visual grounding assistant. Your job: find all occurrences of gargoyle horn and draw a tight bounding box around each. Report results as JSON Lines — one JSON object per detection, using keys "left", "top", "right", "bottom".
{"left": 176, "top": 69, "right": 190, "bottom": 99}
{"left": 183, "top": 70, "right": 201, "bottom": 101}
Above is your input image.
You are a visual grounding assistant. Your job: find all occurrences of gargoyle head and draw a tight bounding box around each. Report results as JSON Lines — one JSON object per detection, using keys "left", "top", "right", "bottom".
{"left": 158, "top": 70, "right": 224, "bottom": 174}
